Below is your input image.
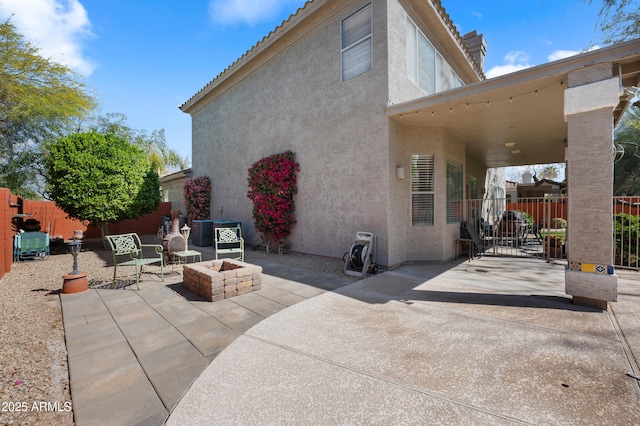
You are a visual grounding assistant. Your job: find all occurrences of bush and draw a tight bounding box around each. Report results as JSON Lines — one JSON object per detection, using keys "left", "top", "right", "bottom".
{"left": 551, "top": 217, "right": 567, "bottom": 229}
{"left": 247, "top": 151, "right": 299, "bottom": 253}
{"left": 518, "top": 210, "right": 534, "bottom": 227}
{"left": 183, "top": 176, "right": 211, "bottom": 222}
{"left": 614, "top": 213, "right": 640, "bottom": 267}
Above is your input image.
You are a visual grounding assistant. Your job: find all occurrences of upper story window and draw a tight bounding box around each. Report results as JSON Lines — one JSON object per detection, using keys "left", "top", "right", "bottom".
{"left": 341, "top": 4, "right": 372, "bottom": 81}
{"left": 407, "top": 19, "right": 463, "bottom": 94}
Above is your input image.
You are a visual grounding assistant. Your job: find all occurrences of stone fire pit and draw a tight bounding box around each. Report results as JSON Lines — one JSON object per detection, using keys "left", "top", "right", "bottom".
{"left": 182, "top": 259, "right": 262, "bottom": 302}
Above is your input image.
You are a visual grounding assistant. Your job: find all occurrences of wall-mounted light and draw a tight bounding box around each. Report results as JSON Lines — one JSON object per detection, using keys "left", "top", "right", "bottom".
{"left": 396, "top": 166, "right": 405, "bottom": 180}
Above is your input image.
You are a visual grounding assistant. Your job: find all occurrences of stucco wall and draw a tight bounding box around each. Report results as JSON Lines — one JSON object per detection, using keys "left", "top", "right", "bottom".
{"left": 465, "top": 156, "right": 486, "bottom": 200}
{"left": 161, "top": 176, "right": 189, "bottom": 216}
{"left": 386, "top": 0, "right": 480, "bottom": 105}
{"left": 387, "top": 0, "right": 427, "bottom": 104}
{"left": 190, "top": 0, "right": 393, "bottom": 264}
{"left": 387, "top": 122, "right": 466, "bottom": 267}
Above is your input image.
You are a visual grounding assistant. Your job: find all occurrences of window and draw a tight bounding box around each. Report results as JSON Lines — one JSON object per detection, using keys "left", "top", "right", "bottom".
{"left": 446, "top": 158, "right": 463, "bottom": 224}
{"left": 411, "top": 155, "right": 434, "bottom": 225}
{"left": 342, "top": 4, "right": 372, "bottom": 81}
{"left": 406, "top": 18, "right": 463, "bottom": 94}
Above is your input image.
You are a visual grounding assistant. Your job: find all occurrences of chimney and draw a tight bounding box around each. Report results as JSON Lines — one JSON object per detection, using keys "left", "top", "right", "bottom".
{"left": 463, "top": 31, "right": 487, "bottom": 72}
{"left": 522, "top": 171, "right": 533, "bottom": 184}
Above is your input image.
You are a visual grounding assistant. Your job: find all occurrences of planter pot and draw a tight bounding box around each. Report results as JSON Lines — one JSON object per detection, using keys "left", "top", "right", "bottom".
{"left": 548, "top": 247, "right": 561, "bottom": 258}
{"left": 62, "top": 272, "right": 88, "bottom": 294}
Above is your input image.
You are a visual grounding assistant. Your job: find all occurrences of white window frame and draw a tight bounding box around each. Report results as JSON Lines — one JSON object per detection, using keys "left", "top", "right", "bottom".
{"left": 446, "top": 158, "right": 464, "bottom": 224}
{"left": 411, "top": 154, "right": 435, "bottom": 226}
{"left": 341, "top": 4, "right": 372, "bottom": 81}
{"left": 406, "top": 17, "right": 463, "bottom": 94}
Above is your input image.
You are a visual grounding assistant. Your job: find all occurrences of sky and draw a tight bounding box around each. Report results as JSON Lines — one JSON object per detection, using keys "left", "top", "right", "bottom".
{"left": 0, "top": 0, "right": 609, "bottom": 175}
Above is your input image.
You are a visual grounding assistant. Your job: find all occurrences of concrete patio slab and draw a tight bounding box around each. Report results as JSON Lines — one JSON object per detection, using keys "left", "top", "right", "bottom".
{"left": 168, "top": 257, "right": 640, "bottom": 425}
{"left": 72, "top": 381, "right": 167, "bottom": 426}
{"left": 61, "top": 254, "right": 640, "bottom": 425}
{"left": 176, "top": 318, "right": 238, "bottom": 356}
{"left": 62, "top": 258, "right": 341, "bottom": 425}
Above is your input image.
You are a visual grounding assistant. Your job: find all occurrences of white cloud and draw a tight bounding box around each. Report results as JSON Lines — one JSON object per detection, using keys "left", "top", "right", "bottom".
{"left": 209, "top": 0, "right": 304, "bottom": 26}
{"left": 548, "top": 45, "right": 600, "bottom": 62}
{"left": 485, "top": 50, "right": 532, "bottom": 79}
{"left": 548, "top": 49, "right": 580, "bottom": 62}
{"left": 0, "top": 0, "right": 95, "bottom": 76}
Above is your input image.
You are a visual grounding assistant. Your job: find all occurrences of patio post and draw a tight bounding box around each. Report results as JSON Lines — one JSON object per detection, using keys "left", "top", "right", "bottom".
{"left": 563, "top": 63, "right": 619, "bottom": 309}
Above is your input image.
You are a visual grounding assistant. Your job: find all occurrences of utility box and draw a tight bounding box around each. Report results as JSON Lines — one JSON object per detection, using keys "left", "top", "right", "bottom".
{"left": 191, "top": 220, "right": 214, "bottom": 247}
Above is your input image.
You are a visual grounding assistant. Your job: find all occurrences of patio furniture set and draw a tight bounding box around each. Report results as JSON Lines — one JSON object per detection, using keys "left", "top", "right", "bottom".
{"left": 105, "top": 225, "right": 246, "bottom": 292}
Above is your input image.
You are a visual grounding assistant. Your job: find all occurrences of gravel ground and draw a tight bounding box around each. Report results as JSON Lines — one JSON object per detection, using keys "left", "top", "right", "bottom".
{"left": 0, "top": 236, "right": 349, "bottom": 425}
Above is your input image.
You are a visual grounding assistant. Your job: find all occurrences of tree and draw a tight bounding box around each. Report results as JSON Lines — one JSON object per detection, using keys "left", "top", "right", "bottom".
{"left": 538, "top": 165, "right": 559, "bottom": 180}
{"left": 43, "top": 132, "right": 162, "bottom": 239}
{"left": 614, "top": 106, "right": 640, "bottom": 195}
{"left": 0, "top": 18, "right": 95, "bottom": 197}
{"left": 591, "top": 0, "right": 640, "bottom": 44}
{"left": 85, "top": 113, "right": 189, "bottom": 175}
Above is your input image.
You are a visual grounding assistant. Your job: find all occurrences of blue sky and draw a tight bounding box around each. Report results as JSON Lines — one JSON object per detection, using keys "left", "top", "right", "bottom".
{"left": 0, "top": 0, "right": 606, "bottom": 172}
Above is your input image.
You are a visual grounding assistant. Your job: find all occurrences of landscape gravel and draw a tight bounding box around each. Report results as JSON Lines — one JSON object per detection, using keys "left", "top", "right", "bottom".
{"left": 0, "top": 237, "right": 349, "bottom": 425}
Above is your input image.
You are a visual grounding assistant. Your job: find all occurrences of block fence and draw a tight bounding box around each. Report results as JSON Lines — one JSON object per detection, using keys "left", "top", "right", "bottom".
{"left": 0, "top": 187, "right": 173, "bottom": 281}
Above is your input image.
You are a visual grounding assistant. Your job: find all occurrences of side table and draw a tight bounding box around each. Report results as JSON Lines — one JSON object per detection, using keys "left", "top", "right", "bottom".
{"left": 173, "top": 250, "right": 202, "bottom": 271}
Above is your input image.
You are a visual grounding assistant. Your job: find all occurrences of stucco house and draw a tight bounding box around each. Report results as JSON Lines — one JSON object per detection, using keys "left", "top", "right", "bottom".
{"left": 181, "top": 0, "right": 640, "bottom": 307}
{"left": 159, "top": 168, "right": 192, "bottom": 215}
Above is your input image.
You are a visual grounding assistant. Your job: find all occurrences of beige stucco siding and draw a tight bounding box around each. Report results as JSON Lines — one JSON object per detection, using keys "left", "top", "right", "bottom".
{"left": 161, "top": 177, "right": 188, "bottom": 214}
{"left": 387, "top": 0, "right": 428, "bottom": 104}
{"left": 191, "top": 0, "right": 393, "bottom": 264}
{"left": 387, "top": 123, "right": 466, "bottom": 267}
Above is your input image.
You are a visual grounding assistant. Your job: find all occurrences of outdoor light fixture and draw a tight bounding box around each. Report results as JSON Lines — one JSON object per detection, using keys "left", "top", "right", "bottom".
{"left": 67, "top": 238, "right": 82, "bottom": 275}
{"left": 396, "top": 166, "right": 405, "bottom": 180}
{"left": 181, "top": 224, "right": 191, "bottom": 252}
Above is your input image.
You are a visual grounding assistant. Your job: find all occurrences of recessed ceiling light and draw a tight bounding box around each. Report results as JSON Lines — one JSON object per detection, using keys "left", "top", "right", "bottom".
{"left": 505, "top": 142, "right": 516, "bottom": 147}
{"left": 511, "top": 149, "right": 521, "bottom": 154}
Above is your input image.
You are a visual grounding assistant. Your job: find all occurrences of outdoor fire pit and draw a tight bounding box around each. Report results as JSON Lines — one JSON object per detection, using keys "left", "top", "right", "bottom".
{"left": 182, "top": 259, "right": 262, "bottom": 302}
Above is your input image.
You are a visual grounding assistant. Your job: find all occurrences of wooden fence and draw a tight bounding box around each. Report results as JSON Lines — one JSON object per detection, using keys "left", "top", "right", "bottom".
{"left": 0, "top": 187, "right": 172, "bottom": 281}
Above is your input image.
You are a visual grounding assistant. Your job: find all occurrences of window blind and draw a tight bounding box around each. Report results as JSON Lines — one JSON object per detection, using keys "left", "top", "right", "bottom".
{"left": 411, "top": 154, "right": 435, "bottom": 226}
{"left": 446, "top": 158, "right": 463, "bottom": 224}
{"left": 342, "top": 5, "right": 372, "bottom": 81}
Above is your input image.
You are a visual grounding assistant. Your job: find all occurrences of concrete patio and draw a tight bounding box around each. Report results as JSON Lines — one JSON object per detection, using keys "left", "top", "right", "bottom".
{"left": 61, "top": 257, "right": 354, "bottom": 425}
{"left": 61, "top": 255, "right": 640, "bottom": 425}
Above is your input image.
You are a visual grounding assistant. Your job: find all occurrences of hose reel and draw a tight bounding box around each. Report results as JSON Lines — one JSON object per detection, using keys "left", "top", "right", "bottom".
{"left": 343, "top": 231, "right": 378, "bottom": 278}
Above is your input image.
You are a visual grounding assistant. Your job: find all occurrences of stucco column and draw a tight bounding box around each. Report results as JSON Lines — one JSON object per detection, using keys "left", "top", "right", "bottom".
{"left": 564, "top": 63, "right": 619, "bottom": 309}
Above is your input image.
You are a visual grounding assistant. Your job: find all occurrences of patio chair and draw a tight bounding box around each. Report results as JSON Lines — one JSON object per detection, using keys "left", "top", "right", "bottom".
{"left": 214, "top": 226, "right": 244, "bottom": 261}
{"left": 13, "top": 232, "right": 50, "bottom": 262}
{"left": 460, "top": 221, "right": 488, "bottom": 257}
{"left": 105, "top": 233, "right": 164, "bottom": 290}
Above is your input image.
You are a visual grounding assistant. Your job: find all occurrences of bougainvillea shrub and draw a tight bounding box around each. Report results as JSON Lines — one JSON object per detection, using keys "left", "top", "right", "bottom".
{"left": 247, "top": 151, "right": 299, "bottom": 253}
{"left": 183, "top": 175, "right": 211, "bottom": 221}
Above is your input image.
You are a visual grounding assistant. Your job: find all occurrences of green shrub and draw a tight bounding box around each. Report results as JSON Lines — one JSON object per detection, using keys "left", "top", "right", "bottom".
{"left": 614, "top": 213, "right": 640, "bottom": 266}
{"left": 551, "top": 217, "right": 567, "bottom": 229}
{"left": 518, "top": 210, "right": 534, "bottom": 227}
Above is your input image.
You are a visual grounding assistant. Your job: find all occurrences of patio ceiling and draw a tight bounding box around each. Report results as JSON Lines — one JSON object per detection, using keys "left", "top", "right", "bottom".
{"left": 386, "top": 39, "right": 640, "bottom": 169}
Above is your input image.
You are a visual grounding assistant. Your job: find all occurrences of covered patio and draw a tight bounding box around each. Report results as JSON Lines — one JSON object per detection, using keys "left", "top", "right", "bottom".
{"left": 386, "top": 38, "right": 640, "bottom": 308}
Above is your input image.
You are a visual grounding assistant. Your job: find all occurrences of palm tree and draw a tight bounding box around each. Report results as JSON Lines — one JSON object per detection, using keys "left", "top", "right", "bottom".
{"left": 539, "top": 165, "right": 559, "bottom": 180}
{"left": 87, "top": 113, "right": 190, "bottom": 175}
